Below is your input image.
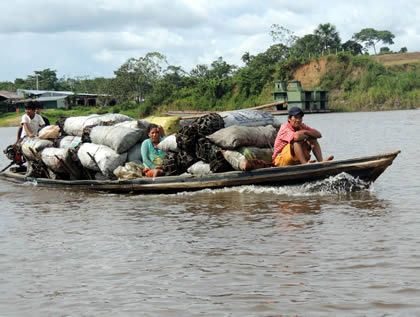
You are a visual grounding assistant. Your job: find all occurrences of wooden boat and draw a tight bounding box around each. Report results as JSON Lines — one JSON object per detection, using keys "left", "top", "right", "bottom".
{"left": 0, "top": 151, "right": 400, "bottom": 194}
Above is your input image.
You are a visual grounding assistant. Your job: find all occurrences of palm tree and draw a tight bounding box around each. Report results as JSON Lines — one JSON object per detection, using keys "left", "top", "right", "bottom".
{"left": 314, "top": 23, "right": 341, "bottom": 54}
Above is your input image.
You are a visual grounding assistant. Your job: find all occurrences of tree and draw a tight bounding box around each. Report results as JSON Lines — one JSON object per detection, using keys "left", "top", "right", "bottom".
{"left": 113, "top": 52, "right": 167, "bottom": 103}
{"left": 241, "top": 51, "right": 252, "bottom": 65}
{"left": 353, "top": 28, "right": 395, "bottom": 54}
{"left": 342, "top": 40, "right": 363, "bottom": 55}
{"left": 399, "top": 47, "right": 408, "bottom": 53}
{"left": 270, "top": 24, "right": 298, "bottom": 47}
{"left": 209, "top": 57, "right": 236, "bottom": 79}
{"left": 0, "top": 81, "right": 15, "bottom": 91}
{"left": 314, "top": 23, "right": 341, "bottom": 53}
{"left": 236, "top": 44, "right": 288, "bottom": 98}
{"left": 27, "top": 68, "right": 59, "bottom": 90}
{"left": 292, "top": 34, "right": 323, "bottom": 57}
{"left": 189, "top": 64, "right": 210, "bottom": 79}
{"left": 379, "top": 47, "right": 392, "bottom": 54}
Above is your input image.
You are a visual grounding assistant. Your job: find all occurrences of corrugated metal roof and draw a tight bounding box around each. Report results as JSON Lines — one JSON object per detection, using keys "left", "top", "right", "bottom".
{"left": 0, "top": 90, "right": 23, "bottom": 99}
{"left": 17, "top": 89, "right": 74, "bottom": 96}
{"left": 36, "top": 95, "right": 68, "bottom": 102}
{"left": 13, "top": 96, "right": 68, "bottom": 104}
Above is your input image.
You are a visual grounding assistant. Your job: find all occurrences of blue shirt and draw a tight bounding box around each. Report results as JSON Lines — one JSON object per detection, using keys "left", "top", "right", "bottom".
{"left": 140, "top": 137, "right": 167, "bottom": 169}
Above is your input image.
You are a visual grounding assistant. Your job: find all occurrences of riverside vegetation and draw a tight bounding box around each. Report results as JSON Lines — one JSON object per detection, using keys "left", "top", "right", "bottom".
{"left": 1, "top": 24, "right": 419, "bottom": 127}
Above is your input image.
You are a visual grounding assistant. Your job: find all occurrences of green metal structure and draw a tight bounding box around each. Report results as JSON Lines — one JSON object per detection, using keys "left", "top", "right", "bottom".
{"left": 273, "top": 80, "right": 328, "bottom": 112}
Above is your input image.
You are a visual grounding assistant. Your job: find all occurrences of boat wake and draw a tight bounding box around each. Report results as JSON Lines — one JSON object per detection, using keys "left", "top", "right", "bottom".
{"left": 176, "top": 172, "right": 370, "bottom": 197}
{"left": 23, "top": 179, "right": 38, "bottom": 186}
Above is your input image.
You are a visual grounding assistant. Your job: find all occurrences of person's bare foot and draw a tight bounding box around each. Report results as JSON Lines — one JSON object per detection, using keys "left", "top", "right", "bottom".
{"left": 324, "top": 155, "right": 334, "bottom": 161}
{"left": 307, "top": 159, "right": 317, "bottom": 164}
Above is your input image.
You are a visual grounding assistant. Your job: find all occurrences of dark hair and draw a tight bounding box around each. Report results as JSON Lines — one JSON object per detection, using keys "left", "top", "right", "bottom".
{"left": 24, "top": 101, "right": 36, "bottom": 110}
{"left": 147, "top": 123, "right": 159, "bottom": 133}
{"left": 33, "top": 100, "right": 42, "bottom": 109}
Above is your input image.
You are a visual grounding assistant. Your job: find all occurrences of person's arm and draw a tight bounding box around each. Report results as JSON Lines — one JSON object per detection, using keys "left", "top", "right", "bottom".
{"left": 294, "top": 124, "right": 321, "bottom": 141}
{"left": 15, "top": 125, "right": 23, "bottom": 143}
{"left": 305, "top": 129, "right": 321, "bottom": 139}
{"left": 23, "top": 123, "right": 35, "bottom": 138}
{"left": 140, "top": 139, "right": 156, "bottom": 169}
{"left": 158, "top": 125, "right": 165, "bottom": 137}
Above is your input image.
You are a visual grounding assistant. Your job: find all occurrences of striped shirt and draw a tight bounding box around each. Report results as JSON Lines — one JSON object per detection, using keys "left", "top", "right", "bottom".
{"left": 272, "top": 122, "right": 315, "bottom": 161}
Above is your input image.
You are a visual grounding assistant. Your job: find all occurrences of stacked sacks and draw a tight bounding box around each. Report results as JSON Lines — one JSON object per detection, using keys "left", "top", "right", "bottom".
{"left": 161, "top": 113, "right": 230, "bottom": 176}
{"left": 77, "top": 118, "right": 149, "bottom": 179}
{"left": 57, "top": 113, "right": 134, "bottom": 137}
{"left": 20, "top": 133, "right": 82, "bottom": 179}
{"left": 19, "top": 110, "right": 277, "bottom": 180}
{"left": 159, "top": 110, "right": 277, "bottom": 176}
{"left": 22, "top": 113, "right": 151, "bottom": 180}
{"left": 207, "top": 125, "right": 276, "bottom": 171}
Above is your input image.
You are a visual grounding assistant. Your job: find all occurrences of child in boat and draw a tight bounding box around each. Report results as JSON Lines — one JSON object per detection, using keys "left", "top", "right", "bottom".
{"left": 15, "top": 101, "right": 46, "bottom": 144}
{"left": 34, "top": 102, "right": 50, "bottom": 126}
{"left": 141, "top": 124, "right": 167, "bottom": 177}
{"left": 272, "top": 106, "right": 333, "bottom": 166}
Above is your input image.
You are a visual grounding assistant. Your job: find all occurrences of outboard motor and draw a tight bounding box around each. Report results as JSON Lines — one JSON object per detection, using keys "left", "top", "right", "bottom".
{"left": 2, "top": 144, "right": 26, "bottom": 172}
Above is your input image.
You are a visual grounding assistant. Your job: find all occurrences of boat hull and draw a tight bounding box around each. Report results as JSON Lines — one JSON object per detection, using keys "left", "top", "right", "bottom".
{"left": 0, "top": 151, "right": 400, "bottom": 193}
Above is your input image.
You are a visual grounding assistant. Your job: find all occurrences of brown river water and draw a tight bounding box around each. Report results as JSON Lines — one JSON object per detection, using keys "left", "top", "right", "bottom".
{"left": 0, "top": 110, "right": 419, "bottom": 316}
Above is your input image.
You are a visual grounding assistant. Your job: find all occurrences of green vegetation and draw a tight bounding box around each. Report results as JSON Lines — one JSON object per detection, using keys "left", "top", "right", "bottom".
{"left": 320, "top": 53, "right": 420, "bottom": 111}
{"left": 1, "top": 23, "right": 419, "bottom": 125}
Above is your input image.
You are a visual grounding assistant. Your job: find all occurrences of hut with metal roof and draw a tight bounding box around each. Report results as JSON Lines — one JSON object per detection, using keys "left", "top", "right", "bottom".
{"left": 0, "top": 90, "right": 23, "bottom": 112}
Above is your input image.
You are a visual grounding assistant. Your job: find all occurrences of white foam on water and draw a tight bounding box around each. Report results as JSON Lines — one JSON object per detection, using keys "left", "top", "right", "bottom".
{"left": 173, "top": 172, "right": 370, "bottom": 197}
{"left": 23, "top": 179, "right": 38, "bottom": 186}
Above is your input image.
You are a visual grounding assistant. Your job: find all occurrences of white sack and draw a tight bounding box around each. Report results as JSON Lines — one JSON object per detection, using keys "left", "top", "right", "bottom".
{"left": 58, "top": 136, "right": 83, "bottom": 149}
{"left": 21, "top": 136, "right": 54, "bottom": 161}
{"left": 157, "top": 134, "right": 178, "bottom": 152}
{"left": 63, "top": 114, "right": 100, "bottom": 136}
{"left": 114, "top": 162, "right": 144, "bottom": 180}
{"left": 115, "top": 119, "right": 150, "bottom": 131}
{"left": 207, "top": 125, "right": 277, "bottom": 150}
{"left": 83, "top": 113, "right": 133, "bottom": 128}
{"left": 63, "top": 113, "right": 133, "bottom": 136}
{"left": 38, "top": 125, "right": 60, "bottom": 140}
{"left": 78, "top": 143, "right": 127, "bottom": 177}
{"left": 222, "top": 150, "right": 246, "bottom": 171}
{"left": 220, "top": 110, "right": 274, "bottom": 127}
{"left": 187, "top": 161, "right": 212, "bottom": 176}
{"left": 40, "top": 147, "right": 82, "bottom": 179}
{"left": 89, "top": 125, "right": 143, "bottom": 154}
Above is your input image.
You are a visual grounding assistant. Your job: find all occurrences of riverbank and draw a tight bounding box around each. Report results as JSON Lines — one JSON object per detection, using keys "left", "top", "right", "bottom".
{"left": 1, "top": 52, "right": 419, "bottom": 128}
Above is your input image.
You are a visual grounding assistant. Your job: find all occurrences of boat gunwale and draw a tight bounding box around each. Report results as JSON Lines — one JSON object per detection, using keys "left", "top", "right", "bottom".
{"left": 0, "top": 150, "right": 400, "bottom": 192}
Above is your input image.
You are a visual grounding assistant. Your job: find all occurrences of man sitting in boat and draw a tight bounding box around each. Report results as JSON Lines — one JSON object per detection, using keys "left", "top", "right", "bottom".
{"left": 272, "top": 106, "right": 333, "bottom": 166}
{"left": 141, "top": 124, "right": 167, "bottom": 177}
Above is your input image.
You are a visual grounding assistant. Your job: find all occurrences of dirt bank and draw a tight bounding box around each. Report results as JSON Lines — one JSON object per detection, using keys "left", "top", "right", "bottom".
{"left": 292, "top": 52, "right": 420, "bottom": 89}
{"left": 292, "top": 57, "right": 328, "bottom": 88}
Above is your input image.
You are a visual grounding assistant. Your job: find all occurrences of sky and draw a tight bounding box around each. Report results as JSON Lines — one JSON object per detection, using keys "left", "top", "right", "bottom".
{"left": 0, "top": 0, "right": 419, "bottom": 82}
